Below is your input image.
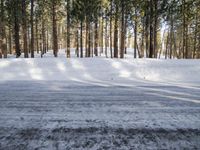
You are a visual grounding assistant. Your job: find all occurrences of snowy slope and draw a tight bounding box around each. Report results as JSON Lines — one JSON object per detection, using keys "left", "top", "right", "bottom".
{"left": 0, "top": 49, "right": 200, "bottom": 86}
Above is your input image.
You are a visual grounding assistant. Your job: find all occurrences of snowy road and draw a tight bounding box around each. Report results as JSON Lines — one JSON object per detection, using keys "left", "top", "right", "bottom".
{"left": 0, "top": 81, "right": 200, "bottom": 149}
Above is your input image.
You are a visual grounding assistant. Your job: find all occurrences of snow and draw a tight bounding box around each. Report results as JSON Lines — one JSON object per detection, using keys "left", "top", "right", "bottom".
{"left": 0, "top": 49, "right": 200, "bottom": 149}
{"left": 1, "top": 49, "right": 200, "bottom": 86}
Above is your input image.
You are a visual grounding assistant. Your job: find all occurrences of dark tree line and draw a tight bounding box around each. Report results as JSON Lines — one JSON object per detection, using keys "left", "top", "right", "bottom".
{"left": 0, "top": 0, "right": 199, "bottom": 59}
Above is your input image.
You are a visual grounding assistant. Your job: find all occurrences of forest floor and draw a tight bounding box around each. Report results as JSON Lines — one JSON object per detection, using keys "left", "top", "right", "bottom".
{"left": 0, "top": 49, "right": 200, "bottom": 149}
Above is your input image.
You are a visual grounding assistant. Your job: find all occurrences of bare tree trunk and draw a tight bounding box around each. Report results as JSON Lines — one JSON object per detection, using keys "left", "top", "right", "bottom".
{"left": 169, "top": 9, "right": 173, "bottom": 59}
{"left": 178, "top": 41, "right": 182, "bottom": 59}
{"left": 198, "top": 32, "right": 200, "bottom": 58}
{"left": 120, "top": 1, "right": 125, "bottom": 59}
{"left": 36, "top": 18, "right": 39, "bottom": 54}
{"left": 110, "top": 0, "right": 113, "bottom": 58}
{"left": 46, "top": 29, "right": 49, "bottom": 52}
{"left": 149, "top": 0, "right": 154, "bottom": 58}
{"left": 0, "top": 0, "right": 6, "bottom": 58}
{"left": 153, "top": 0, "right": 158, "bottom": 58}
{"left": 124, "top": 9, "right": 128, "bottom": 55}
{"left": 173, "top": 31, "right": 177, "bottom": 58}
{"left": 88, "top": 22, "right": 91, "bottom": 57}
{"left": 105, "top": 16, "right": 108, "bottom": 58}
{"left": 182, "top": 0, "right": 186, "bottom": 58}
{"left": 145, "top": 2, "right": 149, "bottom": 58}
{"left": 165, "top": 29, "right": 170, "bottom": 59}
{"left": 41, "top": 18, "right": 46, "bottom": 57}
{"left": 22, "top": 0, "right": 28, "bottom": 58}
{"left": 185, "top": 2, "right": 189, "bottom": 58}
{"left": 114, "top": 3, "right": 119, "bottom": 58}
{"left": 134, "top": 8, "right": 137, "bottom": 58}
{"left": 94, "top": 21, "right": 98, "bottom": 56}
{"left": 80, "top": 21, "right": 83, "bottom": 58}
{"left": 30, "top": 0, "right": 34, "bottom": 58}
{"left": 85, "top": 19, "right": 88, "bottom": 57}
{"left": 193, "top": 13, "right": 197, "bottom": 58}
{"left": 76, "top": 29, "right": 79, "bottom": 57}
{"left": 8, "top": 24, "right": 12, "bottom": 54}
{"left": 14, "top": 3, "right": 21, "bottom": 58}
{"left": 52, "top": 0, "right": 58, "bottom": 57}
{"left": 39, "top": 34, "right": 42, "bottom": 56}
{"left": 66, "top": 0, "right": 70, "bottom": 58}
{"left": 141, "top": 17, "right": 145, "bottom": 58}
{"left": 101, "top": 15, "right": 104, "bottom": 55}
{"left": 91, "top": 25, "right": 94, "bottom": 57}
{"left": 0, "top": 0, "right": 3, "bottom": 58}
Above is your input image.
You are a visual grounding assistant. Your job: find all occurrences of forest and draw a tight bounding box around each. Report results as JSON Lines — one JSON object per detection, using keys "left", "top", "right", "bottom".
{"left": 0, "top": 0, "right": 200, "bottom": 59}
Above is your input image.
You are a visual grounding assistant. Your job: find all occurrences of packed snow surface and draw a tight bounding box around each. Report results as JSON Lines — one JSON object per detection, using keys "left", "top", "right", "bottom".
{"left": 0, "top": 49, "right": 200, "bottom": 149}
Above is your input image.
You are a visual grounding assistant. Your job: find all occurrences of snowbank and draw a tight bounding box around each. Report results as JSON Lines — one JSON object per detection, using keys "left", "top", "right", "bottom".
{"left": 0, "top": 50, "right": 200, "bottom": 87}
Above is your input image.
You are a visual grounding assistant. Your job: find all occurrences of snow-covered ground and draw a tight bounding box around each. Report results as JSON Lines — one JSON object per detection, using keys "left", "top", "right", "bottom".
{"left": 0, "top": 49, "right": 200, "bottom": 149}
{"left": 1, "top": 49, "right": 200, "bottom": 85}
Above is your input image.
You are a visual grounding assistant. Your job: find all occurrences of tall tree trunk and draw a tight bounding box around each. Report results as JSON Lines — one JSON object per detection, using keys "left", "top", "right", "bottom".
{"left": 110, "top": 0, "right": 113, "bottom": 58}
{"left": 124, "top": 9, "right": 128, "bottom": 55}
{"left": 114, "top": 3, "right": 119, "bottom": 58}
{"left": 149, "top": 0, "right": 154, "bottom": 58}
{"left": 169, "top": 9, "right": 173, "bottom": 59}
{"left": 28, "top": 26, "right": 31, "bottom": 53}
{"left": 178, "top": 41, "right": 182, "bottom": 59}
{"left": 46, "top": 29, "right": 49, "bottom": 52}
{"left": 80, "top": 21, "right": 83, "bottom": 58}
{"left": 134, "top": 8, "right": 137, "bottom": 58}
{"left": 165, "top": 29, "right": 170, "bottom": 59}
{"left": 91, "top": 25, "right": 94, "bottom": 57}
{"left": 182, "top": 0, "right": 186, "bottom": 58}
{"left": 153, "top": 0, "right": 158, "bottom": 58}
{"left": 145, "top": 2, "right": 149, "bottom": 58}
{"left": 0, "top": 0, "right": 3, "bottom": 58}
{"left": 0, "top": 0, "right": 6, "bottom": 58}
{"left": 101, "top": 15, "right": 104, "bottom": 55}
{"left": 39, "top": 34, "right": 42, "bottom": 57}
{"left": 41, "top": 18, "right": 46, "bottom": 57}
{"left": 52, "top": 0, "right": 58, "bottom": 57}
{"left": 105, "top": 16, "right": 108, "bottom": 58}
{"left": 66, "top": 0, "right": 70, "bottom": 58}
{"left": 0, "top": 0, "right": 2, "bottom": 58}
{"left": 76, "top": 28, "right": 79, "bottom": 57}
{"left": 120, "top": 0, "right": 125, "bottom": 59}
{"left": 94, "top": 21, "right": 98, "bottom": 56}
{"left": 22, "top": 0, "right": 28, "bottom": 58}
{"left": 173, "top": 29, "right": 177, "bottom": 58}
{"left": 193, "top": 13, "right": 197, "bottom": 58}
{"left": 8, "top": 24, "right": 12, "bottom": 54}
{"left": 14, "top": 3, "right": 21, "bottom": 58}
{"left": 185, "top": 2, "right": 189, "bottom": 58}
{"left": 30, "top": 0, "right": 34, "bottom": 58}
{"left": 36, "top": 18, "right": 39, "bottom": 54}
{"left": 85, "top": 19, "right": 88, "bottom": 57}
{"left": 141, "top": 17, "right": 145, "bottom": 58}
{"left": 88, "top": 22, "right": 91, "bottom": 57}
